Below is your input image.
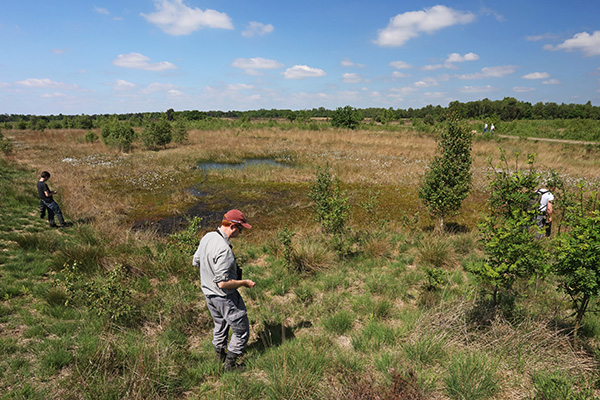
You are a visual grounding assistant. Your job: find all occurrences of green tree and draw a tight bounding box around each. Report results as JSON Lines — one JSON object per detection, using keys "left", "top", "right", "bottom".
{"left": 308, "top": 164, "right": 350, "bottom": 235}
{"left": 419, "top": 114, "right": 473, "bottom": 231}
{"left": 331, "top": 105, "right": 363, "bottom": 129}
{"left": 172, "top": 119, "right": 188, "bottom": 143}
{"left": 468, "top": 152, "right": 548, "bottom": 306}
{"left": 101, "top": 118, "right": 135, "bottom": 152}
{"left": 554, "top": 185, "right": 600, "bottom": 341}
{"left": 140, "top": 118, "right": 172, "bottom": 149}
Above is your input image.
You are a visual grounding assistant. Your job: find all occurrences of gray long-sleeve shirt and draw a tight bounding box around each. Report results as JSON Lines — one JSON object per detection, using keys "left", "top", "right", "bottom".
{"left": 193, "top": 228, "right": 239, "bottom": 297}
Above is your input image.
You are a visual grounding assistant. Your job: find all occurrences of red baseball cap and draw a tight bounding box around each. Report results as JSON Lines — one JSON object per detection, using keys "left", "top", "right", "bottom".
{"left": 224, "top": 209, "right": 252, "bottom": 229}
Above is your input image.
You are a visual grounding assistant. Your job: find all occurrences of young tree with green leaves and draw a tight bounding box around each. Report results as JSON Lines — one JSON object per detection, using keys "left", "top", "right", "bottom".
{"left": 100, "top": 118, "right": 135, "bottom": 152}
{"left": 140, "top": 118, "right": 172, "bottom": 149}
{"left": 308, "top": 164, "right": 350, "bottom": 235}
{"left": 419, "top": 114, "right": 473, "bottom": 232}
{"left": 468, "top": 152, "right": 548, "bottom": 306}
{"left": 331, "top": 105, "right": 363, "bottom": 130}
{"left": 554, "top": 184, "right": 600, "bottom": 341}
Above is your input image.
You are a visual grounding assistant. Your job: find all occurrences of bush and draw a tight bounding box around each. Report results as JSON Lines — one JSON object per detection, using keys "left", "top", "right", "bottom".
{"left": 308, "top": 164, "right": 350, "bottom": 235}
{"left": 140, "top": 119, "right": 172, "bottom": 149}
{"left": 419, "top": 114, "right": 473, "bottom": 231}
{"left": 172, "top": 119, "right": 188, "bottom": 143}
{"left": 0, "top": 129, "right": 13, "bottom": 154}
{"left": 101, "top": 120, "right": 135, "bottom": 152}
{"left": 84, "top": 130, "right": 99, "bottom": 143}
{"left": 331, "top": 105, "right": 363, "bottom": 129}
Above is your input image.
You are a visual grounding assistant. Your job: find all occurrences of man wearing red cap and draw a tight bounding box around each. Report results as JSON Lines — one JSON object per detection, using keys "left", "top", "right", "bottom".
{"left": 192, "top": 209, "right": 255, "bottom": 371}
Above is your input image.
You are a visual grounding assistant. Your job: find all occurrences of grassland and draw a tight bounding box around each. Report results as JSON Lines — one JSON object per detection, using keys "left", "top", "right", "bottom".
{"left": 1, "top": 121, "right": 600, "bottom": 399}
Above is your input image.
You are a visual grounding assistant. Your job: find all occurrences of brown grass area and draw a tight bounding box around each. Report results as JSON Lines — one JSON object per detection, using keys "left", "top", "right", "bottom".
{"left": 7, "top": 126, "right": 600, "bottom": 243}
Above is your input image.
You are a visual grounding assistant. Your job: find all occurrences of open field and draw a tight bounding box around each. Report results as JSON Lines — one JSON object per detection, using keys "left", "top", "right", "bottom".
{"left": 2, "top": 123, "right": 600, "bottom": 399}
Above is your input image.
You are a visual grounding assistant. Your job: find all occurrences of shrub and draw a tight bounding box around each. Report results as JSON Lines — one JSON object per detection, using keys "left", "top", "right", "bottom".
{"left": 141, "top": 119, "right": 172, "bottom": 149}
{"left": 468, "top": 151, "right": 548, "bottom": 306}
{"left": 172, "top": 119, "right": 188, "bottom": 143}
{"left": 84, "top": 130, "right": 98, "bottom": 143}
{"left": 62, "top": 263, "right": 135, "bottom": 324}
{"left": 0, "top": 129, "right": 13, "bottom": 154}
{"left": 101, "top": 120, "right": 135, "bottom": 152}
{"left": 331, "top": 105, "right": 363, "bottom": 129}
{"left": 419, "top": 114, "right": 473, "bottom": 231}
{"left": 308, "top": 164, "right": 350, "bottom": 235}
{"left": 553, "top": 186, "right": 600, "bottom": 341}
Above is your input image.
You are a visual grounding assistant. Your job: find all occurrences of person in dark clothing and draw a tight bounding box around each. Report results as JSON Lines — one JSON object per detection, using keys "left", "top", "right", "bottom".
{"left": 37, "top": 171, "right": 66, "bottom": 227}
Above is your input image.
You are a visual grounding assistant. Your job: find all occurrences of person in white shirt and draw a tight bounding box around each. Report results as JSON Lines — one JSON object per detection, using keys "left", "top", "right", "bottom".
{"left": 535, "top": 187, "right": 555, "bottom": 238}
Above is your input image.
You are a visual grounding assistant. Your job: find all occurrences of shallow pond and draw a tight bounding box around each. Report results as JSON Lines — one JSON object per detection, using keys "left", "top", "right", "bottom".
{"left": 195, "top": 158, "right": 288, "bottom": 171}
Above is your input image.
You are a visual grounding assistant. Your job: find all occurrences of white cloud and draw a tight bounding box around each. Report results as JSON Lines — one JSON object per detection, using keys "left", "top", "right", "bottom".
{"left": 446, "top": 52, "right": 479, "bottom": 62}
{"left": 94, "top": 6, "right": 110, "bottom": 15}
{"left": 340, "top": 58, "right": 365, "bottom": 68}
{"left": 459, "top": 85, "right": 495, "bottom": 93}
{"left": 228, "top": 83, "right": 254, "bottom": 90}
{"left": 544, "top": 31, "right": 600, "bottom": 56}
{"left": 389, "top": 86, "right": 418, "bottom": 98}
{"left": 421, "top": 63, "right": 458, "bottom": 71}
{"left": 458, "top": 65, "right": 517, "bottom": 79}
{"left": 392, "top": 71, "right": 410, "bottom": 78}
{"left": 113, "top": 80, "right": 135, "bottom": 90}
{"left": 414, "top": 77, "right": 438, "bottom": 87}
{"left": 513, "top": 86, "right": 536, "bottom": 93}
{"left": 283, "top": 65, "right": 326, "bottom": 79}
{"left": 242, "top": 21, "right": 274, "bottom": 37}
{"left": 525, "top": 33, "right": 557, "bottom": 42}
{"left": 480, "top": 7, "right": 505, "bottom": 22}
{"left": 424, "top": 91, "right": 447, "bottom": 98}
{"left": 389, "top": 60, "right": 412, "bottom": 69}
{"left": 113, "top": 53, "right": 177, "bottom": 71}
{"left": 14, "top": 78, "right": 78, "bottom": 90}
{"left": 142, "top": 82, "right": 177, "bottom": 93}
{"left": 422, "top": 64, "right": 444, "bottom": 71}
{"left": 522, "top": 72, "right": 550, "bottom": 80}
{"left": 51, "top": 48, "right": 69, "bottom": 55}
{"left": 168, "top": 89, "right": 183, "bottom": 96}
{"left": 232, "top": 57, "right": 284, "bottom": 75}
{"left": 542, "top": 79, "right": 561, "bottom": 85}
{"left": 141, "top": 0, "right": 233, "bottom": 36}
{"left": 374, "top": 5, "right": 475, "bottom": 47}
{"left": 343, "top": 73, "right": 362, "bottom": 83}
{"left": 41, "top": 92, "right": 67, "bottom": 98}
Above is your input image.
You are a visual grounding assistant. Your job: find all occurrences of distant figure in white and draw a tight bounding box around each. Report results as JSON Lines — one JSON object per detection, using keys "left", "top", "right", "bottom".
{"left": 535, "top": 187, "right": 555, "bottom": 239}
{"left": 483, "top": 123, "right": 488, "bottom": 134}
{"left": 490, "top": 123, "right": 495, "bottom": 134}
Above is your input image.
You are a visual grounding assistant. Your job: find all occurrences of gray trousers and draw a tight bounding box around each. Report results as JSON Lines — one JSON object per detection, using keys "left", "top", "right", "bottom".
{"left": 205, "top": 291, "right": 249, "bottom": 355}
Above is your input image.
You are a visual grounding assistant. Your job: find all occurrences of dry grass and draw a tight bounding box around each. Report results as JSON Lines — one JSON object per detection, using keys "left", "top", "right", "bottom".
{"left": 7, "top": 125, "right": 600, "bottom": 245}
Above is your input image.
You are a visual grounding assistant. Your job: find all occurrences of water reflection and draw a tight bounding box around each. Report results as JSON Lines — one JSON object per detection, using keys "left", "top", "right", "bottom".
{"left": 196, "top": 158, "right": 288, "bottom": 170}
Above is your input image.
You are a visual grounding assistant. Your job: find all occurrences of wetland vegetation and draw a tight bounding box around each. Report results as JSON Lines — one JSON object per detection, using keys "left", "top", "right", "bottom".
{"left": 1, "top": 113, "right": 600, "bottom": 399}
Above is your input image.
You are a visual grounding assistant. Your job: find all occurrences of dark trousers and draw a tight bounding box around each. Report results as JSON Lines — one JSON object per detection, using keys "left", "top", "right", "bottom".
{"left": 41, "top": 200, "right": 65, "bottom": 226}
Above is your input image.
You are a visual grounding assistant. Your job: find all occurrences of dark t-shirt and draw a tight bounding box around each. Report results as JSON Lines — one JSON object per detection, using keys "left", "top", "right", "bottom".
{"left": 37, "top": 181, "right": 53, "bottom": 202}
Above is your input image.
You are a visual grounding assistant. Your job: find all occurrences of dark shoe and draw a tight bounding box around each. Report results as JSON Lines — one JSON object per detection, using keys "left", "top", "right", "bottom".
{"left": 49, "top": 223, "right": 58, "bottom": 228}
{"left": 223, "top": 352, "right": 245, "bottom": 372}
{"left": 215, "top": 348, "right": 227, "bottom": 364}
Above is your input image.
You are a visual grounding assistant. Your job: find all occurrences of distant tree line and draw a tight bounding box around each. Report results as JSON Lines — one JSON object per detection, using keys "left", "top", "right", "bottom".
{"left": 2, "top": 97, "right": 599, "bottom": 130}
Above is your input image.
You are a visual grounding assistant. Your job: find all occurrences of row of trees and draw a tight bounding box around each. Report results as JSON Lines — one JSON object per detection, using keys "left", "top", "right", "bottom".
{"left": 2, "top": 97, "right": 599, "bottom": 130}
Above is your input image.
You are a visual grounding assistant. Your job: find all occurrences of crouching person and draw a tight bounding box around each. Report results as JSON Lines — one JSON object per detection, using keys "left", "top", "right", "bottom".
{"left": 192, "top": 209, "right": 255, "bottom": 371}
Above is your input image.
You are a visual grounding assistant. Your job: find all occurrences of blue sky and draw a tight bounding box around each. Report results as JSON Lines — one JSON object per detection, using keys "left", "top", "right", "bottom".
{"left": 1, "top": 0, "right": 599, "bottom": 115}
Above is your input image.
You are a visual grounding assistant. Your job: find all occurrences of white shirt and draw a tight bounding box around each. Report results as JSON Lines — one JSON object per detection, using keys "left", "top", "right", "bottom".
{"left": 538, "top": 189, "right": 554, "bottom": 213}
